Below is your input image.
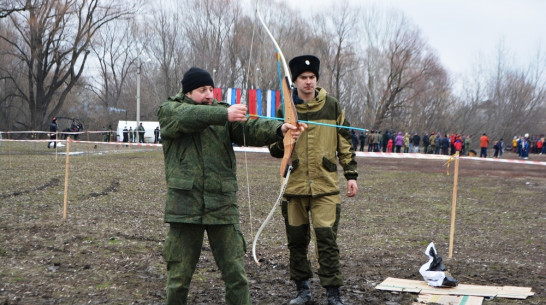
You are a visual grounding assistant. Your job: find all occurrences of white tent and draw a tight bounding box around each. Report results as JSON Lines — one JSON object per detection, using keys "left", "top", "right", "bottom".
{"left": 116, "top": 120, "right": 160, "bottom": 143}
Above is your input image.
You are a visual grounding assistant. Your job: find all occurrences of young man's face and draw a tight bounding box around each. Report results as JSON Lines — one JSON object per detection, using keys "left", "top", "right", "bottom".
{"left": 294, "top": 72, "right": 317, "bottom": 96}
{"left": 186, "top": 85, "right": 214, "bottom": 104}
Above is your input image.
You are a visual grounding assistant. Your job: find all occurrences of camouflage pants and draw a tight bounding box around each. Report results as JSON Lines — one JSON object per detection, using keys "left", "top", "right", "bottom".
{"left": 282, "top": 195, "right": 343, "bottom": 287}
{"left": 163, "top": 223, "right": 250, "bottom": 305}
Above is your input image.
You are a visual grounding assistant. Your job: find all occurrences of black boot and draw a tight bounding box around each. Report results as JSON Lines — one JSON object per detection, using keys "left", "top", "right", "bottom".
{"left": 289, "top": 280, "right": 313, "bottom": 305}
{"left": 326, "top": 286, "right": 344, "bottom": 305}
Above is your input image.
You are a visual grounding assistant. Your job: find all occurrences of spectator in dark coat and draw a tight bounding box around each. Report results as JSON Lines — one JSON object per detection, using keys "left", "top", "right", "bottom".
{"left": 359, "top": 132, "right": 366, "bottom": 152}
{"left": 441, "top": 134, "right": 450, "bottom": 155}
{"left": 422, "top": 133, "right": 430, "bottom": 154}
{"left": 412, "top": 133, "right": 421, "bottom": 153}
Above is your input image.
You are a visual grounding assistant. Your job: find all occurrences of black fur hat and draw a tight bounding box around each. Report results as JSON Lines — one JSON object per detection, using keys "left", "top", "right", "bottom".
{"left": 289, "top": 55, "right": 320, "bottom": 82}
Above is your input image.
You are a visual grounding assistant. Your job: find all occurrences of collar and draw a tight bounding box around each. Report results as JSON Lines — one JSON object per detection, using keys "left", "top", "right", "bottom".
{"left": 292, "top": 88, "right": 318, "bottom": 104}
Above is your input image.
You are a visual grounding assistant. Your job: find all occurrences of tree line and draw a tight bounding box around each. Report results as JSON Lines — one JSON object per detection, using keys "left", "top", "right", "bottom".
{"left": 1, "top": 0, "right": 544, "bottom": 144}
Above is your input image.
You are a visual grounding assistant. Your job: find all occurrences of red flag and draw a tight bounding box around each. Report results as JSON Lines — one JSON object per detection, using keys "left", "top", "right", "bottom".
{"left": 248, "top": 89, "right": 257, "bottom": 117}
{"left": 236, "top": 88, "right": 241, "bottom": 104}
{"left": 213, "top": 88, "right": 222, "bottom": 101}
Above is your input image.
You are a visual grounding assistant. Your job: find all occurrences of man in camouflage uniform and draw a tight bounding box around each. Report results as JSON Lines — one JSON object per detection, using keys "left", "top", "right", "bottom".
{"left": 269, "top": 55, "right": 358, "bottom": 305}
{"left": 157, "top": 67, "right": 305, "bottom": 305}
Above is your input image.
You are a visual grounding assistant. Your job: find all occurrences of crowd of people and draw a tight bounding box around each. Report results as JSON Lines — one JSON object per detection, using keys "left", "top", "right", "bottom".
{"left": 511, "top": 134, "right": 545, "bottom": 159}
{"left": 350, "top": 130, "right": 546, "bottom": 159}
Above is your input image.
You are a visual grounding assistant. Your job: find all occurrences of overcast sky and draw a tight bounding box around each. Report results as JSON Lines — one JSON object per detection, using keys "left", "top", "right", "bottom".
{"left": 277, "top": 0, "right": 546, "bottom": 78}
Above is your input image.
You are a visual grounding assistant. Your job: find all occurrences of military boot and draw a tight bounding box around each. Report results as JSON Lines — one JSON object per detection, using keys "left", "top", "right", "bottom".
{"left": 326, "top": 286, "right": 345, "bottom": 305}
{"left": 289, "top": 280, "right": 313, "bottom": 305}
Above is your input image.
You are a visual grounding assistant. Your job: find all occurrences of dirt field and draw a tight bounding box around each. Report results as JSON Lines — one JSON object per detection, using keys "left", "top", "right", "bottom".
{"left": 0, "top": 143, "right": 544, "bottom": 304}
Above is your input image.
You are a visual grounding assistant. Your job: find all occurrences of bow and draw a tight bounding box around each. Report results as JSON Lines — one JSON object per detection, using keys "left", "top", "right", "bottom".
{"left": 252, "top": 4, "right": 298, "bottom": 265}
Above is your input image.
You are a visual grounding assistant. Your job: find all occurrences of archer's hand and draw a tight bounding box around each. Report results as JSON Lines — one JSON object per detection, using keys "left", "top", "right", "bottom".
{"left": 346, "top": 179, "right": 358, "bottom": 197}
{"left": 281, "top": 123, "right": 308, "bottom": 139}
{"left": 227, "top": 104, "right": 248, "bottom": 122}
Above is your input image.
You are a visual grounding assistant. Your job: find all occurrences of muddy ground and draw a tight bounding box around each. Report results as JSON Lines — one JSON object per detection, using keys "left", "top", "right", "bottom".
{"left": 0, "top": 143, "right": 544, "bottom": 304}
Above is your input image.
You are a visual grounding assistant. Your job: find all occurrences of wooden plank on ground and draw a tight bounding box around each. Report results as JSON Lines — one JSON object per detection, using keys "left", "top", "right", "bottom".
{"left": 415, "top": 294, "right": 483, "bottom": 305}
{"left": 376, "top": 277, "right": 534, "bottom": 300}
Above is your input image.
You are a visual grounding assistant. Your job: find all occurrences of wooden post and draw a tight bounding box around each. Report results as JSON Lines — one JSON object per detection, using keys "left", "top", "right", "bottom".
{"left": 63, "top": 137, "right": 71, "bottom": 219}
{"left": 448, "top": 151, "right": 460, "bottom": 258}
{"left": 55, "top": 132, "right": 58, "bottom": 162}
{"left": 7, "top": 132, "right": 12, "bottom": 169}
{"left": 85, "top": 131, "right": 90, "bottom": 161}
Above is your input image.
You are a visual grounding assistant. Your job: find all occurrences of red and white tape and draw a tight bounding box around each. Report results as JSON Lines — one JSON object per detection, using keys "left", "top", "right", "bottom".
{"left": 2, "top": 138, "right": 545, "bottom": 167}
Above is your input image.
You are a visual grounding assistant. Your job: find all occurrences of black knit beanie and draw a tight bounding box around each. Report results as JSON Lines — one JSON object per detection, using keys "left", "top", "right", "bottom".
{"left": 289, "top": 55, "right": 320, "bottom": 82}
{"left": 181, "top": 67, "right": 215, "bottom": 94}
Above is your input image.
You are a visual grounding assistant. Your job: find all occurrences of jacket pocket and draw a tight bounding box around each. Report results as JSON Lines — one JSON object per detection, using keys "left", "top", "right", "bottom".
{"left": 220, "top": 177, "right": 238, "bottom": 192}
{"left": 322, "top": 156, "right": 337, "bottom": 172}
{"left": 167, "top": 177, "right": 194, "bottom": 190}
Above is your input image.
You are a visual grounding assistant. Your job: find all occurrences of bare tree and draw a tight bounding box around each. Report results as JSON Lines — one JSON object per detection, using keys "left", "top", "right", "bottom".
{"left": 148, "top": 6, "right": 186, "bottom": 98}
{"left": 455, "top": 43, "right": 546, "bottom": 145}
{"left": 178, "top": 0, "right": 242, "bottom": 87}
{"left": 360, "top": 6, "right": 451, "bottom": 132}
{"left": 0, "top": 0, "right": 30, "bottom": 18}
{"left": 0, "top": 0, "right": 138, "bottom": 130}
{"left": 88, "top": 20, "right": 139, "bottom": 118}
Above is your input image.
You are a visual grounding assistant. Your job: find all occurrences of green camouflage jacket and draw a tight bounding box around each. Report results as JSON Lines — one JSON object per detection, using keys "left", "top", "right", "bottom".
{"left": 158, "top": 91, "right": 283, "bottom": 224}
{"left": 269, "top": 87, "right": 358, "bottom": 197}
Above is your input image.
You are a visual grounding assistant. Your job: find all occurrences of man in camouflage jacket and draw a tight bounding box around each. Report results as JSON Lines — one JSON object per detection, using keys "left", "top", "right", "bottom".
{"left": 269, "top": 55, "right": 358, "bottom": 305}
{"left": 158, "top": 67, "right": 304, "bottom": 305}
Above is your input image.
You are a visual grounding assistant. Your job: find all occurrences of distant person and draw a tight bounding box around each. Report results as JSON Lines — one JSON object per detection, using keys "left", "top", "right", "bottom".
{"left": 107, "top": 125, "right": 113, "bottom": 142}
{"left": 453, "top": 135, "right": 463, "bottom": 152}
{"left": 358, "top": 131, "right": 366, "bottom": 152}
{"left": 122, "top": 126, "right": 129, "bottom": 143}
{"left": 154, "top": 126, "right": 160, "bottom": 144}
{"left": 429, "top": 132, "right": 436, "bottom": 154}
{"left": 479, "top": 133, "right": 489, "bottom": 158}
{"left": 403, "top": 132, "right": 410, "bottom": 153}
{"left": 387, "top": 137, "right": 393, "bottom": 152}
{"left": 512, "top": 136, "right": 518, "bottom": 153}
{"left": 493, "top": 138, "right": 504, "bottom": 158}
{"left": 351, "top": 129, "right": 358, "bottom": 151}
{"left": 464, "top": 135, "right": 471, "bottom": 155}
{"left": 450, "top": 132, "right": 456, "bottom": 155}
{"left": 47, "top": 117, "right": 58, "bottom": 149}
{"left": 382, "top": 130, "right": 390, "bottom": 152}
{"left": 520, "top": 135, "right": 530, "bottom": 159}
{"left": 102, "top": 126, "right": 108, "bottom": 142}
{"left": 412, "top": 133, "right": 421, "bottom": 153}
{"left": 537, "top": 136, "right": 546, "bottom": 155}
{"left": 422, "top": 133, "right": 430, "bottom": 154}
{"left": 129, "top": 127, "right": 135, "bottom": 142}
{"left": 372, "top": 130, "right": 381, "bottom": 152}
{"left": 367, "top": 130, "right": 375, "bottom": 152}
{"left": 394, "top": 131, "right": 404, "bottom": 153}
{"left": 441, "top": 134, "right": 450, "bottom": 155}
{"left": 434, "top": 133, "right": 441, "bottom": 154}
{"left": 137, "top": 123, "right": 145, "bottom": 143}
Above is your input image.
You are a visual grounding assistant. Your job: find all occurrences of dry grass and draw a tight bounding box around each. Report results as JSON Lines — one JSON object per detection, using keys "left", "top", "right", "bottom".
{"left": 0, "top": 141, "right": 544, "bottom": 304}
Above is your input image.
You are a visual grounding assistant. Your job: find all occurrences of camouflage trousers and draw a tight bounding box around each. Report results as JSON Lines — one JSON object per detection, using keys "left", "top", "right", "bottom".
{"left": 163, "top": 223, "right": 250, "bottom": 305}
{"left": 282, "top": 195, "right": 343, "bottom": 287}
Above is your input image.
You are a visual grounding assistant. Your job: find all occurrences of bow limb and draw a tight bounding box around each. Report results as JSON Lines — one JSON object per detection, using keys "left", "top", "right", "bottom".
{"left": 255, "top": 10, "right": 298, "bottom": 175}
{"left": 256, "top": 7, "right": 292, "bottom": 87}
{"left": 252, "top": 4, "right": 299, "bottom": 265}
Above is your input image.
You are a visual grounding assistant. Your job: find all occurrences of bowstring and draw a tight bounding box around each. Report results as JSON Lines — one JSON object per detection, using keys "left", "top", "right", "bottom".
{"left": 242, "top": 2, "right": 259, "bottom": 240}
